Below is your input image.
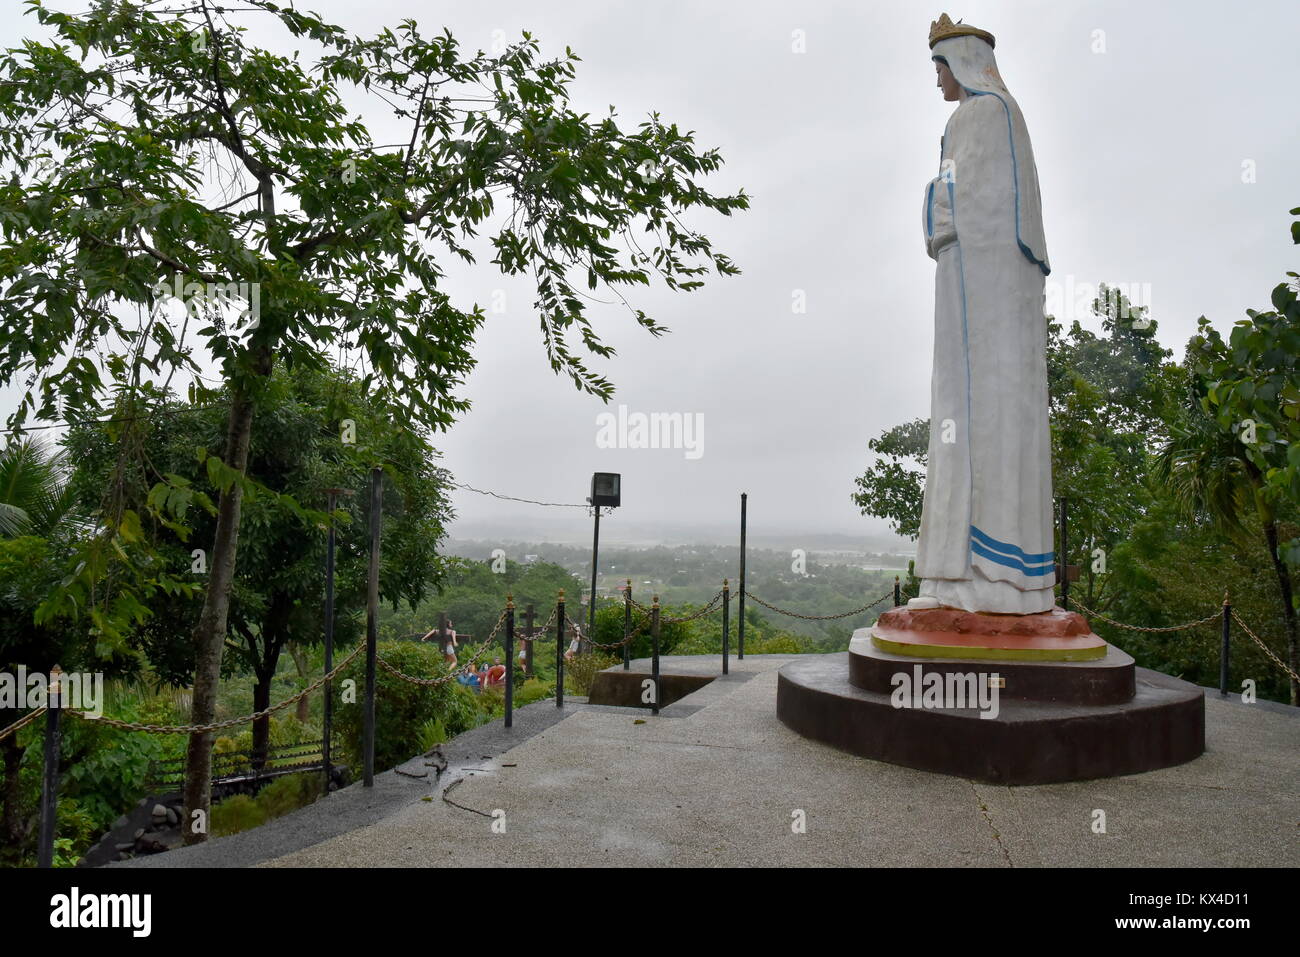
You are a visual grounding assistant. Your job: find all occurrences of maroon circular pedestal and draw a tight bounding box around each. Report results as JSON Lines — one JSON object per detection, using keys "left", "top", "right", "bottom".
{"left": 776, "top": 649, "right": 1205, "bottom": 785}
{"left": 849, "top": 637, "right": 1136, "bottom": 705}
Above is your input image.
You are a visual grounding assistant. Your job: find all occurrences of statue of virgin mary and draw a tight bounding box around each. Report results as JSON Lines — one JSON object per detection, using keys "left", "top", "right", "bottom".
{"left": 910, "top": 15, "right": 1056, "bottom": 615}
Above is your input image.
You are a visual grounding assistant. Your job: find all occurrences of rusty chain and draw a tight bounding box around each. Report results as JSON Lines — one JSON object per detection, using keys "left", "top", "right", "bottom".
{"left": 662, "top": 590, "right": 728, "bottom": 623}
{"left": 568, "top": 608, "right": 656, "bottom": 650}
{"left": 1231, "top": 609, "right": 1300, "bottom": 684}
{"left": 627, "top": 589, "right": 727, "bottom": 623}
{"left": 745, "top": 589, "right": 894, "bottom": 621}
{"left": 63, "top": 642, "right": 367, "bottom": 735}
{"left": 377, "top": 609, "right": 509, "bottom": 688}
{"left": 522, "top": 603, "right": 561, "bottom": 643}
{"left": 0, "top": 705, "right": 48, "bottom": 743}
{"left": 1069, "top": 596, "right": 1298, "bottom": 684}
{"left": 1067, "top": 596, "right": 1221, "bottom": 634}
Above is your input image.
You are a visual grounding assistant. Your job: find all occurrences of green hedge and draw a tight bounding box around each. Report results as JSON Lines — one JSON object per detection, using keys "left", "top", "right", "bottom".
{"left": 334, "top": 641, "right": 480, "bottom": 773}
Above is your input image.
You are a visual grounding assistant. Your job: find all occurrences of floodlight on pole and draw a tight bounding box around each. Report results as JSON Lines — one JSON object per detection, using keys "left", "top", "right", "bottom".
{"left": 587, "top": 472, "right": 621, "bottom": 645}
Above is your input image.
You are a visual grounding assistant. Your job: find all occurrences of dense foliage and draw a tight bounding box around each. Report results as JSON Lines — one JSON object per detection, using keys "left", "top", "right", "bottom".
{"left": 0, "top": 0, "right": 747, "bottom": 840}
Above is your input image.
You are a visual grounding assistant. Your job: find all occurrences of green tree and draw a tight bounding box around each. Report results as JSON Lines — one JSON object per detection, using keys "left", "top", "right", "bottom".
{"left": 1103, "top": 496, "right": 1293, "bottom": 703}
{"left": 0, "top": 536, "right": 66, "bottom": 857}
{"left": 63, "top": 361, "right": 455, "bottom": 764}
{"left": 0, "top": 441, "right": 88, "bottom": 857}
{"left": 1047, "top": 287, "right": 1185, "bottom": 607}
{"left": 378, "top": 558, "right": 577, "bottom": 650}
{"left": 1, "top": 0, "right": 746, "bottom": 839}
{"left": 850, "top": 418, "right": 927, "bottom": 539}
{"left": 1167, "top": 217, "right": 1300, "bottom": 702}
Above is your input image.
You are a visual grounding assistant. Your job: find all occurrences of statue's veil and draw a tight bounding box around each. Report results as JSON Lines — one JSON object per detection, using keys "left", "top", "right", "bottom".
{"left": 931, "top": 32, "right": 1007, "bottom": 95}
{"left": 931, "top": 34, "right": 1050, "bottom": 274}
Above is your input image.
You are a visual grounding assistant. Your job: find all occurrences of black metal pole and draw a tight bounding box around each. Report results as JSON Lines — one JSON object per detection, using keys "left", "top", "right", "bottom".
{"left": 651, "top": 596, "right": 661, "bottom": 715}
{"left": 555, "top": 590, "right": 566, "bottom": 709}
{"left": 525, "top": 603, "right": 535, "bottom": 677}
{"left": 894, "top": 575, "right": 901, "bottom": 607}
{"left": 37, "top": 665, "right": 63, "bottom": 868}
{"left": 363, "top": 467, "right": 382, "bottom": 787}
{"left": 322, "top": 488, "right": 340, "bottom": 795}
{"left": 738, "top": 492, "right": 747, "bottom": 659}
{"left": 622, "top": 579, "right": 632, "bottom": 670}
{"left": 505, "top": 596, "right": 515, "bottom": 727}
{"left": 722, "top": 579, "right": 730, "bottom": 675}
{"left": 1220, "top": 592, "right": 1231, "bottom": 696}
{"left": 588, "top": 506, "right": 600, "bottom": 651}
{"left": 1059, "top": 497, "right": 1070, "bottom": 609}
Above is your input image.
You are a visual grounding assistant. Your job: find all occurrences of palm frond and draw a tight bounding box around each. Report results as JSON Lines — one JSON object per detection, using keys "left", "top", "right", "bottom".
{"left": 0, "top": 501, "right": 30, "bottom": 536}
{"left": 0, "top": 439, "right": 75, "bottom": 537}
{"left": 1155, "top": 408, "right": 1254, "bottom": 538}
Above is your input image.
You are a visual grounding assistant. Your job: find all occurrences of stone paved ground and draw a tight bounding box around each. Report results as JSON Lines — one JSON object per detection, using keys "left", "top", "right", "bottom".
{"left": 122, "top": 654, "right": 1299, "bottom": 868}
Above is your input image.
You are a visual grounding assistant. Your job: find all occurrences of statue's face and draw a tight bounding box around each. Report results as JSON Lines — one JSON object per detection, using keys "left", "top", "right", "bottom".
{"left": 935, "top": 61, "right": 962, "bottom": 101}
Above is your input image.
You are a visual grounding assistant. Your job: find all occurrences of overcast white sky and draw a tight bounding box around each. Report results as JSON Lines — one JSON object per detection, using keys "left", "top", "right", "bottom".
{"left": 2, "top": 1, "right": 1296, "bottom": 547}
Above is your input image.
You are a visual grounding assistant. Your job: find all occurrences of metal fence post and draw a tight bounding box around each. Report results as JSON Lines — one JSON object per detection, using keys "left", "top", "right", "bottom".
{"left": 623, "top": 579, "right": 632, "bottom": 670}
{"left": 362, "top": 467, "right": 382, "bottom": 788}
{"left": 738, "top": 492, "right": 747, "bottom": 659}
{"left": 1220, "top": 591, "right": 1231, "bottom": 697}
{"left": 651, "top": 596, "right": 661, "bottom": 716}
{"left": 555, "top": 590, "right": 566, "bottom": 709}
{"left": 505, "top": 595, "right": 515, "bottom": 728}
{"left": 588, "top": 506, "right": 600, "bottom": 653}
{"left": 38, "top": 665, "right": 63, "bottom": 868}
{"left": 894, "top": 575, "right": 901, "bottom": 607}
{"left": 722, "top": 579, "right": 730, "bottom": 675}
{"left": 525, "top": 603, "right": 535, "bottom": 677}
{"left": 322, "top": 487, "right": 343, "bottom": 796}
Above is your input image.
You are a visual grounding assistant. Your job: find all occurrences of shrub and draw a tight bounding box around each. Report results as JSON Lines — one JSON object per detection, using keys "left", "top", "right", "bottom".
{"left": 514, "top": 678, "right": 553, "bottom": 707}
{"left": 47, "top": 798, "right": 99, "bottom": 867}
{"left": 590, "top": 603, "right": 695, "bottom": 659}
{"left": 335, "top": 641, "right": 480, "bottom": 773}
{"left": 256, "top": 772, "right": 323, "bottom": 819}
{"left": 477, "top": 684, "right": 506, "bottom": 718}
{"left": 670, "top": 630, "right": 722, "bottom": 655}
{"left": 55, "top": 699, "right": 166, "bottom": 831}
{"left": 564, "top": 651, "right": 619, "bottom": 696}
{"left": 209, "top": 772, "right": 322, "bottom": 838}
{"left": 211, "top": 794, "right": 265, "bottom": 837}
{"left": 747, "top": 634, "right": 804, "bottom": 654}
{"left": 417, "top": 717, "right": 447, "bottom": 752}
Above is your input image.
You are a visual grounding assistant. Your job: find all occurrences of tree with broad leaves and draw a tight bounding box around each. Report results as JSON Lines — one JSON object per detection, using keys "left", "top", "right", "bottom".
{"left": 0, "top": 0, "right": 747, "bottom": 842}
{"left": 850, "top": 417, "right": 927, "bottom": 540}
{"left": 0, "top": 439, "right": 79, "bottom": 538}
{"left": 62, "top": 360, "right": 456, "bottom": 767}
{"left": 0, "top": 439, "right": 90, "bottom": 859}
{"left": 1164, "top": 209, "right": 1300, "bottom": 702}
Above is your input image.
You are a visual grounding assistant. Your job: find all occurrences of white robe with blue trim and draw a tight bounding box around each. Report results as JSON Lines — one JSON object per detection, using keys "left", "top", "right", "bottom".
{"left": 914, "top": 85, "right": 1056, "bottom": 615}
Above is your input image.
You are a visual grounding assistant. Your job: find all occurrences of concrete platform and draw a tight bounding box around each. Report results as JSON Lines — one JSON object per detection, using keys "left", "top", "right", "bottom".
{"left": 778, "top": 652, "right": 1205, "bottom": 784}
{"left": 115, "top": 654, "right": 1300, "bottom": 868}
{"left": 587, "top": 667, "right": 716, "bottom": 709}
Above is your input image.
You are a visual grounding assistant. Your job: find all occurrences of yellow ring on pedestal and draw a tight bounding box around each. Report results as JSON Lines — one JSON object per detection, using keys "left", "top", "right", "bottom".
{"left": 870, "top": 629, "right": 1108, "bottom": 662}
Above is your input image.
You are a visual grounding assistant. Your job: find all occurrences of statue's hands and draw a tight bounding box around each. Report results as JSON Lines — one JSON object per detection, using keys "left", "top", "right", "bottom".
{"left": 924, "top": 175, "right": 956, "bottom": 259}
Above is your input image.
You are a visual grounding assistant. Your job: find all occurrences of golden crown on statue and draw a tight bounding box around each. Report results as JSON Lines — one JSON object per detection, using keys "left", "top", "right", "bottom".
{"left": 929, "top": 13, "right": 995, "bottom": 49}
